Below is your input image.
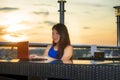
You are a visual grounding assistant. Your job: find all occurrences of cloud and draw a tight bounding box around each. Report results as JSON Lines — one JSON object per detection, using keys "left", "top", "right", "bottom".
{"left": 33, "top": 11, "right": 49, "bottom": 16}
{"left": 44, "top": 21, "right": 56, "bottom": 26}
{"left": 9, "top": 33, "right": 23, "bottom": 38}
{"left": 90, "top": 3, "right": 105, "bottom": 7}
{"left": 83, "top": 26, "right": 91, "bottom": 29}
{"left": 0, "top": 7, "right": 19, "bottom": 12}
{"left": 74, "top": 2, "right": 106, "bottom": 8}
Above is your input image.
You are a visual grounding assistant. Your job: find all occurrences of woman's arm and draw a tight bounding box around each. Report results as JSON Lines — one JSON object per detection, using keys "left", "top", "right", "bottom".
{"left": 29, "top": 45, "right": 51, "bottom": 59}
{"left": 61, "top": 45, "right": 73, "bottom": 60}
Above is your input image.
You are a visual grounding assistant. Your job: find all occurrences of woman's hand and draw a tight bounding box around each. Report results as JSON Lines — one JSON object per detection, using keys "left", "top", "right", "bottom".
{"left": 29, "top": 54, "right": 37, "bottom": 59}
{"left": 29, "top": 54, "right": 56, "bottom": 62}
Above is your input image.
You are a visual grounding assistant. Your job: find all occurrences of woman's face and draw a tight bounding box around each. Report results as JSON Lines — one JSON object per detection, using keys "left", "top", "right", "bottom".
{"left": 52, "top": 29, "right": 60, "bottom": 43}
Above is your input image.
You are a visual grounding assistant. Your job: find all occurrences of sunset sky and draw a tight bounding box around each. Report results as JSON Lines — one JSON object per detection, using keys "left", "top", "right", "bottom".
{"left": 0, "top": 0, "right": 120, "bottom": 46}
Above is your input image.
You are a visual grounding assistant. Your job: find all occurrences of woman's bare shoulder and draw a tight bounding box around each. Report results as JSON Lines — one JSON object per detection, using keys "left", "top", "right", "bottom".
{"left": 62, "top": 45, "right": 73, "bottom": 60}
{"left": 65, "top": 45, "right": 73, "bottom": 49}
{"left": 64, "top": 45, "right": 73, "bottom": 52}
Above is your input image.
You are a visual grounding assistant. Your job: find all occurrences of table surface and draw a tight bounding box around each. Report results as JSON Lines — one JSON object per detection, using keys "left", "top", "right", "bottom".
{"left": 0, "top": 58, "right": 120, "bottom": 65}
{"left": 0, "top": 59, "right": 120, "bottom": 80}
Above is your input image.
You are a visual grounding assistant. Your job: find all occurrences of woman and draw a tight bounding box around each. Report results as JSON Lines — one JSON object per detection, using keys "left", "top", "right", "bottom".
{"left": 30, "top": 23, "right": 73, "bottom": 80}
{"left": 30, "top": 23, "right": 73, "bottom": 61}
{"left": 46, "top": 23, "right": 73, "bottom": 80}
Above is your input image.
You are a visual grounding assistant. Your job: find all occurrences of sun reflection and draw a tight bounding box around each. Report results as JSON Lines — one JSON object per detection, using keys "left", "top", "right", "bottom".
{"left": 3, "top": 34, "right": 27, "bottom": 42}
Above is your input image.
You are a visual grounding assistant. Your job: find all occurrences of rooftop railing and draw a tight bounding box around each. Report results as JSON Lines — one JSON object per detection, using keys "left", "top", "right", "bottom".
{"left": 0, "top": 42, "right": 120, "bottom": 59}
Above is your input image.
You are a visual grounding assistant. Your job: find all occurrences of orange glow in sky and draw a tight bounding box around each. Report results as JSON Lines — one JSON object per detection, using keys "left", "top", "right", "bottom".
{"left": 0, "top": 0, "right": 119, "bottom": 46}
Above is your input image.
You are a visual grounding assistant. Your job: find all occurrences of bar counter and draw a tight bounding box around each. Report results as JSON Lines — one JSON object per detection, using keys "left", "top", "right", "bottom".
{"left": 0, "top": 59, "right": 120, "bottom": 80}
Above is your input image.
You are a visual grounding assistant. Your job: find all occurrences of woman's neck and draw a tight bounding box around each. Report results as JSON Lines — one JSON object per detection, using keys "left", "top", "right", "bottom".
{"left": 54, "top": 44, "right": 59, "bottom": 50}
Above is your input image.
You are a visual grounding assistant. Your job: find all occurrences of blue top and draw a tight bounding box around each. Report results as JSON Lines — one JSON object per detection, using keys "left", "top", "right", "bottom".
{"left": 48, "top": 46, "right": 58, "bottom": 59}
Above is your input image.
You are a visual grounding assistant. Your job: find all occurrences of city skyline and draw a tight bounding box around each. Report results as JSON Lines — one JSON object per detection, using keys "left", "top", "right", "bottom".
{"left": 0, "top": 0, "right": 120, "bottom": 46}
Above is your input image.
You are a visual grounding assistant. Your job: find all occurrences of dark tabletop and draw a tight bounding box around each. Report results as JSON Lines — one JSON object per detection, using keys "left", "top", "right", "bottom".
{"left": 0, "top": 59, "right": 120, "bottom": 80}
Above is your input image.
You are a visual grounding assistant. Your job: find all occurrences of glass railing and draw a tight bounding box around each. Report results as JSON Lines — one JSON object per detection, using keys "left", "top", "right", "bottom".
{"left": 0, "top": 42, "right": 120, "bottom": 60}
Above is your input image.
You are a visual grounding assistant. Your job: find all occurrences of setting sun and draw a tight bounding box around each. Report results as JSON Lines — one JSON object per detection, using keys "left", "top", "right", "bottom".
{"left": 3, "top": 34, "right": 27, "bottom": 42}
{"left": 0, "top": 11, "right": 31, "bottom": 42}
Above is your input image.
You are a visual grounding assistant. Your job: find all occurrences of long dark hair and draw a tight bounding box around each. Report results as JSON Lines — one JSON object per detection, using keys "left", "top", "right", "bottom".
{"left": 52, "top": 23, "right": 71, "bottom": 59}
